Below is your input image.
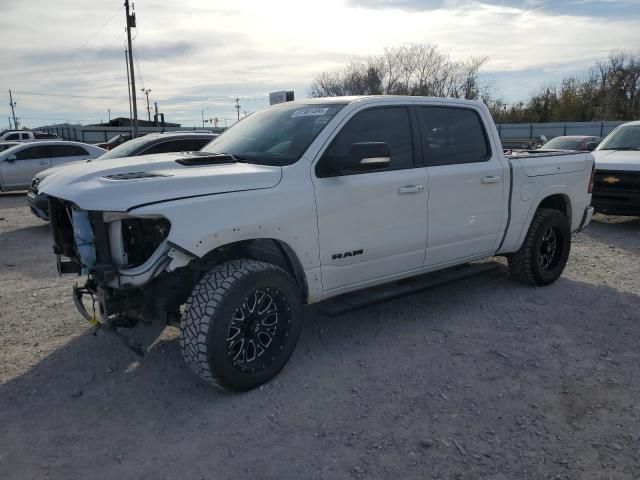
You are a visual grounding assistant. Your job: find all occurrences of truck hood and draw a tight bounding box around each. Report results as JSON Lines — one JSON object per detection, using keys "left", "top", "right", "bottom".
{"left": 35, "top": 160, "right": 87, "bottom": 182}
{"left": 593, "top": 150, "right": 640, "bottom": 172}
{"left": 38, "top": 152, "right": 283, "bottom": 211}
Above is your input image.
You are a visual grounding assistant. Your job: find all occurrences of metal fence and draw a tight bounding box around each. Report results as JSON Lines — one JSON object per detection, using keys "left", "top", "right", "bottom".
{"left": 39, "top": 119, "right": 633, "bottom": 143}
{"left": 37, "top": 124, "right": 226, "bottom": 143}
{"left": 496, "top": 121, "right": 627, "bottom": 139}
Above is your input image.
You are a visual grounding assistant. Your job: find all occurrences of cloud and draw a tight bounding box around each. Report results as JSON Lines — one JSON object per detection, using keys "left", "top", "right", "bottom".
{"left": 346, "top": 0, "right": 640, "bottom": 17}
{"left": 0, "top": 0, "right": 639, "bottom": 127}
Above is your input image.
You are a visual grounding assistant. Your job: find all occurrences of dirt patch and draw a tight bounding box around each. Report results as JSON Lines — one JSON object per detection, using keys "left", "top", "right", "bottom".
{"left": 1, "top": 194, "right": 639, "bottom": 479}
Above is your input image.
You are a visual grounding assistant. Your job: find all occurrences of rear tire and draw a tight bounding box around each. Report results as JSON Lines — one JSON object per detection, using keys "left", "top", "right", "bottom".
{"left": 180, "top": 259, "right": 303, "bottom": 391}
{"left": 508, "top": 208, "right": 571, "bottom": 286}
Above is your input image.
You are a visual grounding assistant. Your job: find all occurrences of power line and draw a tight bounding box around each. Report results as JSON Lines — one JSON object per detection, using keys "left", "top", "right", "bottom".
{"left": 7, "top": 5, "right": 124, "bottom": 80}
{"left": 71, "top": 4, "right": 123, "bottom": 59}
{"left": 132, "top": 38, "right": 145, "bottom": 90}
{"left": 11, "top": 90, "right": 126, "bottom": 101}
{"left": 66, "top": 30, "right": 125, "bottom": 77}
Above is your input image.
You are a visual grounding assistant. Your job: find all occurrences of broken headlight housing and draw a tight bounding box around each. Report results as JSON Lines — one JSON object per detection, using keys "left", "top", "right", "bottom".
{"left": 103, "top": 212, "right": 171, "bottom": 269}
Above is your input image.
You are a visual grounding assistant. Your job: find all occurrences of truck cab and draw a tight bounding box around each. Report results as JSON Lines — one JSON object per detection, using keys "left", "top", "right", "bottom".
{"left": 0, "top": 130, "right": 35, "bottom": 142}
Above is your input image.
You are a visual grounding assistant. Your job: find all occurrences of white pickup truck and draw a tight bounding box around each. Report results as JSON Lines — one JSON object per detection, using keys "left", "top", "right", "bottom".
{"left": 591, "top": 120, "right": 640, "bottom": 216}
{"left": 40, "top": 96, "right": 595, "bottom": 391}
{"left": 0, "top": 130, "right": 58, "bottom": 142}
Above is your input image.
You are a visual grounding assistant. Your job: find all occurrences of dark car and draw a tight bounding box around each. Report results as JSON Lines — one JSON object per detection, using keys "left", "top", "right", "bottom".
{"left": 28, "top": 132, "right": 217, "bottom": 220}
{"left": 95, "top": 133, "right": 137, "bottom": 150}
{"left": 33, "top": 131, "right": 59, "bottom": 140}
{"left": 540, "top": 135, "right": 602, "bottom": 152}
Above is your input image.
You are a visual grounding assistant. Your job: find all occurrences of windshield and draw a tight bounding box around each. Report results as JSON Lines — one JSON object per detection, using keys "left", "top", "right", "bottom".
{"left": 98, "top": 135, "right": 153, "bottom": 160}
{"left": 201, "top": 103, "right": 346, "bottom": 165}
{"left": 0, "top": 142, "right": 19, "bottom": 152}
{"left": 541, "top": 137, "right": 585, "bottom": 150}
{"left": 598, "top": 125, "right": 640, "bottom": 151}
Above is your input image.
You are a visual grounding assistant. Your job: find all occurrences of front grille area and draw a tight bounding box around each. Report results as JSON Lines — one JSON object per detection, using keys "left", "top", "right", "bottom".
{"left": 592, "top": 169, "right": 640, "bottom": 215}
{"left": 594, "top": 170, "right": 640, "bottom": 193}
{"left": 29, "top": 177, "right": 41, "bottom": 195}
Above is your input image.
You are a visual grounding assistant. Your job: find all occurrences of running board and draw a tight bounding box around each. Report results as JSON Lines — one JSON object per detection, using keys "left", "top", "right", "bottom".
{"left": 317, "top": 261, "right": 502, "bottom": 317}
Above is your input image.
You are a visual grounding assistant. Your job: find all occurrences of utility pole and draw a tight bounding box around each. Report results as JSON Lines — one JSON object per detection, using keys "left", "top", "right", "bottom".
{"left": 141, "top": 88, "right": 152, "bottom": 122}
{"left": 124, "top": 0, "right": 139, "bottom": 137}
{"left": 124, "top": 49, "right": 133, "bottom": 135}
{"left": 201, "top": 107, "right": 208, "bottom": 128}
{"left": 154, "top": 101, "right": 158, "bottom": 125}
{"left": 8, "top": 90, "right": 18, "bottom": 129}
{"left": 108, "top": 108, "right": 111, "bottom": 122}
{"left": 235, "top": 98, "right": 241, "bottom": 121}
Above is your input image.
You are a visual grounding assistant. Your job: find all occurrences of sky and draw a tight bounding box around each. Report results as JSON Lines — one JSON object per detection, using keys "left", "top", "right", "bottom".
{"left": 0, "top": 0, "right": 639, "bottom": 128}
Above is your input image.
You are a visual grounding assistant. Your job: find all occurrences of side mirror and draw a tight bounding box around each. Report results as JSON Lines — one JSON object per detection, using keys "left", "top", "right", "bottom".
{"left": 331, "top": 142, "right": 390, "bottom": 174}
{"left": 585, "top": 142, "right": 598, "bottom": 151}
{"left": 5, "top": 154, "right": 17, "bottom": 162}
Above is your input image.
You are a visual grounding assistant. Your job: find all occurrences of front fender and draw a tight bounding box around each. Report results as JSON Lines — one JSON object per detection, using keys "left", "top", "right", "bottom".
{"left": 131, "top": 181, "right": 323, "bottom": 302}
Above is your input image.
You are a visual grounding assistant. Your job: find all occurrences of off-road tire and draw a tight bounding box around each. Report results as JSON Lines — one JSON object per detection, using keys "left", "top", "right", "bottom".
{"left": 180, "top": 259, "right": 302, "bottom": 391}
{"left": 508, "top": 208, "right": 571, "bottom": 286}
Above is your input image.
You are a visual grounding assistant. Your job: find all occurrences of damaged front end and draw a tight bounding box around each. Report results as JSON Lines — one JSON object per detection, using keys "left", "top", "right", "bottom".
{"left": 49, "top": 197, "right": 197, "bottom": 350}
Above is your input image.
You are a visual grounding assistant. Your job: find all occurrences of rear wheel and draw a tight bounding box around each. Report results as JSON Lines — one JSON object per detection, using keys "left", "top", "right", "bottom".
{"left": 180, "top": 259, "right": 302, "bottom": 391}
{"left": 508, "top": 208, "right": 571, "bottom": 286}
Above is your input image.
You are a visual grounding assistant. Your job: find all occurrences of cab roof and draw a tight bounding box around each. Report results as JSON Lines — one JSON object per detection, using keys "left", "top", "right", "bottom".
{"left": 282, "top": 95, "right": 484, "bottom": 107}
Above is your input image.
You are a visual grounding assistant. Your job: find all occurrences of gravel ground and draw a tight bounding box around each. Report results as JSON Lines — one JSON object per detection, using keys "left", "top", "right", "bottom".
{"left": 1, "top": 192, "right": 639, "bottom": 480}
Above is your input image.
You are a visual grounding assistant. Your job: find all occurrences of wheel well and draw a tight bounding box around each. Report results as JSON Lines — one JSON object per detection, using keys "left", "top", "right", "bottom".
{"left": 192, "top": 239, "right": 309, "bottom": 303}
{"left": 538, "top": 194, "right": 571, "bottom": 224}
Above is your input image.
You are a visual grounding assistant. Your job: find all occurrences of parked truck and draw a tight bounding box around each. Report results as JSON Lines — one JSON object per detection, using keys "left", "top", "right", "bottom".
{"left": 39, "top": 96, "right": 595, "bottom": 391}
{"left": 0, "top": 130, "right": 58, "bottom": 142}
{"left": 591, "top": 120, "right": 640, "bottom": 216}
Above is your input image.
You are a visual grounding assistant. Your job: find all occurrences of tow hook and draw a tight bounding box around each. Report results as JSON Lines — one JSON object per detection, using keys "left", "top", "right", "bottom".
{"left": 72, "top": 285, "right": 145, "bottom": 357}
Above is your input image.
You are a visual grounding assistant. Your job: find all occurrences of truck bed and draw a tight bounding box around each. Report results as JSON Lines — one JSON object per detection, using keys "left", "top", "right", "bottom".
{"left": 497, "top": 149, "right": 594, "bottom": 255}
{"left": 504, "top": 149, "right": 587, "bottom": 159}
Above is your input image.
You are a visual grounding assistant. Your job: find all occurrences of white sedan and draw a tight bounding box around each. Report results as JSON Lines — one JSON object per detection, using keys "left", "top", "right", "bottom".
{"left": 0, "top": 140, "right": 105, "bottom": 191}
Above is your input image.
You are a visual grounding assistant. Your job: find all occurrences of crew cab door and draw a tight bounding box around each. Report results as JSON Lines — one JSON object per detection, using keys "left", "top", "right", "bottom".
{"left": 0, "top": 144, "right": 51, "bottom": 189}
{"left": 312, "top": 105, "right": 428, "bottom": 295}
{"left": 49, "top": 144, "right": 93, "bottom": 167}
{"left": 417, "top": 105, "right": 507, "bottom": 266}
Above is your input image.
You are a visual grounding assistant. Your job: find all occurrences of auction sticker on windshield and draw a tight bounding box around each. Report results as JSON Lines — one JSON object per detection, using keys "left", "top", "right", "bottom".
{"left": 291, "top": 108, "right": 330, "bottom": 118}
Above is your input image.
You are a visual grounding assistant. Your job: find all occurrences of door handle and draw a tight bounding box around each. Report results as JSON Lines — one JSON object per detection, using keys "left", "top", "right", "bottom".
{"left": 399, "top": 184, "right": 425, "bottom": 194}
{"left": 481, "top": 175, "right": 501, "bottom": 184}
{"left": 39, "top": 161, "right": 48, "bottom": 165}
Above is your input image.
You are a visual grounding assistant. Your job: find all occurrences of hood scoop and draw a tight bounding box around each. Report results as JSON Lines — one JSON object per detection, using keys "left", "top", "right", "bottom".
{"left": 176, "top": 152, "right": 238, "bottom": 166}
{"left": 105, "top": 171, "right": 172, "bottom": 180}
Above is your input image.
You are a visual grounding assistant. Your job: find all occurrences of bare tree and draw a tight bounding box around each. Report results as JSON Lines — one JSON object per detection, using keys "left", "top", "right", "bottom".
{"left": 310, "top": 43, "right": 490, "bottom": 101}
{"left": 311, "top": 47, "right": 640, "bottom": 123}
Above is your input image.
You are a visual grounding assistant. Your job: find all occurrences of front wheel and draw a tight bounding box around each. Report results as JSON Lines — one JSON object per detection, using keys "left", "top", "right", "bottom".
{"left": 180, "top": 259, "right": 303, "bottom": 391}
{"left": 508, "top": 208, "right": 571, "bottom": 286}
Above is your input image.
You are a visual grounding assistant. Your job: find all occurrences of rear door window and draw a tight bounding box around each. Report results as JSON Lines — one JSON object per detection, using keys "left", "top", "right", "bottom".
{"left": 5, "top": 133, "right": 20, "bottom": 140}
{"left": 417, "top": 107, "right": 491, "bottom": 166}
{"left": 15, "top": 145, "right": 51, "bottom": 160}
{"left": 50, "top": 145, "right": 89, "bottom": 157}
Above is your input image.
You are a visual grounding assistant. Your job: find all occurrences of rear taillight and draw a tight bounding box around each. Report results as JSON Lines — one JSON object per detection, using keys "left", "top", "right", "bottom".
{"left": 588, "top": 165, "right": 595, "bottom": 193}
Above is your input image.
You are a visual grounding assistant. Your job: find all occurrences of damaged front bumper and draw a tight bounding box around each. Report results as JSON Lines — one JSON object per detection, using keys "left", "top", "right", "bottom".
{"left": 72, "top": 283, "right": 145, "bottom": 356}
{"left": 49, "top": 197, "right": 196, "bottom": 326}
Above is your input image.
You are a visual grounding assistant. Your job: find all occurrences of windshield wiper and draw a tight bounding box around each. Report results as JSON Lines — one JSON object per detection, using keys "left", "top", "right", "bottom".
{"left": 600, "top": 147, "right": 640, "bottom": 151}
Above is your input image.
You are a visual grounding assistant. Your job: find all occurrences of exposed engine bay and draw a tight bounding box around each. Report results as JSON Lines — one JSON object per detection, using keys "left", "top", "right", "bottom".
{"left": 48, "top": 197, "right": 196, "bottom": 343}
